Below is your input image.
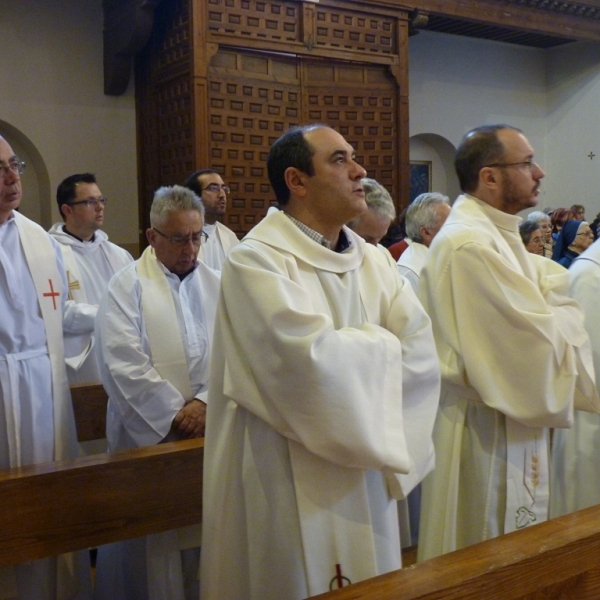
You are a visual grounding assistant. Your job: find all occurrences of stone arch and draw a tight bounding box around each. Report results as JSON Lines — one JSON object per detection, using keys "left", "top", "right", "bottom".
{"left": 409, "top": 133, "right": 460, "bottom": 203}
{"left": 0, "top": 121, "right": 52, "bottom": 228}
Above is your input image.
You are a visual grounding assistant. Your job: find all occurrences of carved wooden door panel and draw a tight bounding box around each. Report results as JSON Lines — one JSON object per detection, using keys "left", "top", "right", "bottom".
{"left": 208, "top": 48, "right": 397, "bottom": 236}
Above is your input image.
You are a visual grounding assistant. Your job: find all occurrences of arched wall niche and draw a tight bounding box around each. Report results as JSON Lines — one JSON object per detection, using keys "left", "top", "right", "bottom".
{"left": 409, "top": 133, "right": 460, "bottom": 203}
{"left": 0, "top": 121, "right": 52, "bottom": 228}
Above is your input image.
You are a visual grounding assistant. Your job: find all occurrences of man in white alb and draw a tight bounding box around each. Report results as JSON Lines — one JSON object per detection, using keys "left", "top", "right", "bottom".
{"left": 201, "top": 124, "right": 441, "bottom": 599}
{"left": 182, "top": 169, "right": 238, "bottom": 269}
{"left": 0, "top": 136, "right": 95, "bottom": 599}
{"left": 93, "top": 185, "right": 220, "bottom": 600}
{"left": 49, "top": 173, "right": 133, "bottom": 385}
{"left": 396, "top": 192, "right": 450, "bottom": 293}
{"left": 418, "top": 124, "right": 600, "bottom": 561}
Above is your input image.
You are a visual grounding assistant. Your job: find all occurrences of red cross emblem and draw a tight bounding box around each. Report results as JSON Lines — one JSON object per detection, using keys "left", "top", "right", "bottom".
{"left": 43, "top": 279, "right": 60, "bottom": 310}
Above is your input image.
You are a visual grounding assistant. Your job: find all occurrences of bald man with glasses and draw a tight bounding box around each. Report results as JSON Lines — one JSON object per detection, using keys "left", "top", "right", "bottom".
{"left": 49, "top": 173, "right": 133, "bottom": 393}
{"left": 182, "top": 169, "right": 239, "bottom": 270}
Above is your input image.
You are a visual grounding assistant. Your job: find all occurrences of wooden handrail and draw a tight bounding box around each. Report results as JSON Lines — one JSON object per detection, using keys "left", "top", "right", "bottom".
{"left": 0, "top": 439, "right": 203, "bottom": 567}
{"left": 309, "top": 504, "right": 600, "bottom": 599}
{"left": 70, "top": 383, "right": 108, "bottom": 442}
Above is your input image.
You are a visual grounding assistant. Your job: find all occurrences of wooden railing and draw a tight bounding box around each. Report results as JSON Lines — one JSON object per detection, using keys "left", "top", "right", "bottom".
{"left": 2, "top": 384, "right": 600, "bottom": 599}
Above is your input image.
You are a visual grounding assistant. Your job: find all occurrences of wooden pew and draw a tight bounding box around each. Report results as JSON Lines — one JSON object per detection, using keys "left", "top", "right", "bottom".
{"left": 70, "top": 383, "right": 108, "bottom": 442}
{"left": 309, "top": 505, "right": 600, "bottom": 599}
{"left": 0, "top": 439, "right": 203, "bottom": 567}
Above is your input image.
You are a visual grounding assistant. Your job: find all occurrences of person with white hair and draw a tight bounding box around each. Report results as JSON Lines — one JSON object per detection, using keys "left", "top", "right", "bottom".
{"left": 526, "top": 210, "right": 553, "bottom": 257}
{"left": 396, "top": 193, "right": 451, "bottom": 292}
{"left": 346, "top": 177, "right": 396, "bottom": 245}
{"left": 94, "top": 185, "right": 220, "bottom": 600}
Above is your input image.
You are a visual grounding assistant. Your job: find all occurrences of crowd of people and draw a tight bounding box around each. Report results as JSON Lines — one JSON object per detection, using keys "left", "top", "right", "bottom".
{"left": 1, "top": 122, "right": 600, "bottom": 600}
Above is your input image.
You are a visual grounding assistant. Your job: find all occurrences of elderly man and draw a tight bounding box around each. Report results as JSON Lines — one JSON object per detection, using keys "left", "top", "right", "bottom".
{"left": 94, "top": 186, "right": 220, "bottom": 600}
{"left": 0, "top": 136, "right": 95, "bottom": 598}
{"left": 397, "top": 192, "right": 450, "bottom": 292}
{"left": 418, "top": 124, "right": 599, "bottom": 561}
{"left": 182, "top": 169, "right": 238, "bottom": 270}
{"left": 346, "top": 177, "right": 396, "bottom": 245}
{"left": 48, "top": 173, "right": 133, "bottom": 385}
{"left": 201, "top": 124, "right": 440, "bottom": 599}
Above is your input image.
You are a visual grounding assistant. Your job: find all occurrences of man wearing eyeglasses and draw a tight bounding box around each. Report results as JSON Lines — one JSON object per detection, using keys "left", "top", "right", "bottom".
{"left": 417, "top": 124, "right": 600, "bottom": 562}
{"left": 182, "top": 169, "right": 238, "bottom": 270}
{"left": 0, "top": 136, "right": 95, "bottom": 597}
{"left": 48, "top": 173, "right": 133, "bottom": 390}
{"left": 93, "top": 185, "right": 219, "bottom": 600}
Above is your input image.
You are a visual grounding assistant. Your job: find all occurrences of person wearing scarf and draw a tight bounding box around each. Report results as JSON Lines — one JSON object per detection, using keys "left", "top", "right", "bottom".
{"left": 552, "top": 220, "right": 594, "bottom": 268}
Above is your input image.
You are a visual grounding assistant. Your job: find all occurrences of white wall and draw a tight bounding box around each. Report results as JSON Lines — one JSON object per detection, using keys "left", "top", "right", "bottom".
{"left": 0, "top": 0, "right": 138, "bottom": 247}
{"left": 409, "top": 31, "right": 550, "bottom": 209}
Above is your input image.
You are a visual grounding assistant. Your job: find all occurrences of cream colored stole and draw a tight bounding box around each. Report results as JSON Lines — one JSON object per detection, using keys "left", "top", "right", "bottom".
{"left": 136, "top": 247, "right": 201, "bottom": 587}
{"left": 13, "top": 212, "right": 77, "bottom": 463}
{"left": 11, "top": 213, "right": 79, "bottom": 599}
{"left": 497, "top": 225, "right": 550, "bottom": 534}
{"left": 136, "top": 246, "right": 193, "bottom": 399}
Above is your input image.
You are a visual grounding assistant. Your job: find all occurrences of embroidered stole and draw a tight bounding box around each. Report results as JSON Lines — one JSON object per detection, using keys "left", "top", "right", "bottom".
{"left": 13, "top": 212, "right": 76, "bottom": 464}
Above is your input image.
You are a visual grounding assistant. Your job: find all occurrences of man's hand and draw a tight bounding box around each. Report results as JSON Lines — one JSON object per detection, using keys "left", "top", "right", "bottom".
{"left": 171, "top": 399, "right": 207, "bottom": 439}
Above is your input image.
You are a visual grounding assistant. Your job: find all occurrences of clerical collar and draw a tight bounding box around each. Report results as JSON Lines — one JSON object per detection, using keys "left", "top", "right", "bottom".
{"left": 63, "top": 225, "right": 95, "bottom": 243}
{"left": 283, "top": 212, "right": 351, "bottom": 253}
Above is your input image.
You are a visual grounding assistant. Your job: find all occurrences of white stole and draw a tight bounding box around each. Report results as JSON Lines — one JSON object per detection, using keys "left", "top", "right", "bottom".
{"left": 13, "top": 212, "right": 77, "bottom": 463}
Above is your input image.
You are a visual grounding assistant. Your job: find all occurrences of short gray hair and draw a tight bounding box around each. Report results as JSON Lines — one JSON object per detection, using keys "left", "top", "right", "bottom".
{"left": 405, "top": 192, "right": 450, "bottom": 242}
{"left": 526, "top": 210, "right": 551, "bottom": 226}
{"left": 150, "top": 185, "right": 204, "bottom": 228}
{"left": 362, "top": 178, "right": 396, "bottom": 221}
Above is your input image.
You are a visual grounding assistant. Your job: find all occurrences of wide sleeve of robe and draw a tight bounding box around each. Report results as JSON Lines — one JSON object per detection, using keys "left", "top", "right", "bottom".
{"left": 215, "top": 239, "right": 440, "bottom": 482}
{"left": 422, "top": 239, "right": 599, "bottom": 429}
{"left": 95, "top": 265, "right": 185, "bottom": 446}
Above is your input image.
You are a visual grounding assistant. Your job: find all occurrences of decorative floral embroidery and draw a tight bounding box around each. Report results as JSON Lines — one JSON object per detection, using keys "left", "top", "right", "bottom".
{"left": 516, "top": 436, "right": 540, "bottom": 529}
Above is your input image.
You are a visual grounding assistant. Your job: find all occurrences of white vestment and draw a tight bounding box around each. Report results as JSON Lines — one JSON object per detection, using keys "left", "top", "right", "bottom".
{"left": 200, "top": 211, "right": 441, "bottom": 600}
{"left": 199, "top": 221, "right": 238, "bottom": 270}
{"left": 396, "top": 240, "right": 428, "bottom": 293}
{"left": 48, "top": 223, "right": 133, "bottom": 384}
{"left": 552, "top": 239, "right": 600, "bottom": 516}
{"left": 93, "top": 250, "right": 220, "bottom": 600}
{"left": 417, "top": 194, "right": 599, "bottom": 561}
{"left": 0, "top": 212, "right": 94, "bottom": 600}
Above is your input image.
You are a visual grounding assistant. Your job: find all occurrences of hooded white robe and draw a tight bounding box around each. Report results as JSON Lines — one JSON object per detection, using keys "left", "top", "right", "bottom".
{"left": 48, "top": 223, "right": 133, "bottom": 384}
{"left": 551, "top": 239, "right": 600, "bottom": 516}
{"left": 0, "top": 212, "right": 95, "bottom": 600}
{"left": 417, "top": 194, "right": 599, "bottom": 561}
{"left": 200, "top": 211, "right": 440, "bottom": 600}
{"left": 199, "top": 221, "right": 238, "bottom": 270}
{"left": 396, "top": 240, "right": 428, "bottom": 293}
{"left": 93, "top": 252, "right": 219, "bottom": 600}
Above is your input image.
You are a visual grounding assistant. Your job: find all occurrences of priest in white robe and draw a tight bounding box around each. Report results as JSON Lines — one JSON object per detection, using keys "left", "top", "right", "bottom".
{"left": 552, "top": 238, "right": 600, "bottom": 516}
{"left": 182, "top": 169, "right": 238, "bottom": 270}
{"left": 396, "top": 192, "right": 450, "bottom": 293}
{"left": 418, "top": 124, "right": 600, "bottom": 562}
{"left": 49, "top": 173, "right": 133, "bottom": 386}
{"left": 93, "top": 185, "right": 220, "bottom": 600}
{"left": 0, "top": 135, "right": 95, "bottom": 599}
{"left": 201, "top": 125, "right": 441, "bottom": 600}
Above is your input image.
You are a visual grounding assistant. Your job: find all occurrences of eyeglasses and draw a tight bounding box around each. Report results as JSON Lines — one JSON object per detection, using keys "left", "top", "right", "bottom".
{"left": 576, "top": 230, "right": 594, "bottom": 238}
{"left": 0, "top": 158, "right": 26, "bottom": 181}
{"left": 201, "top": 184, "right": 230, "bottom": 194}
{"left": 485, "top": 160, "right": 537, "bottom": 171}
{"left": 67, "top": 197, "right": 108, "bottom": 208}
{"left": 153, "top": 227, "right": 208, "bottom": 247}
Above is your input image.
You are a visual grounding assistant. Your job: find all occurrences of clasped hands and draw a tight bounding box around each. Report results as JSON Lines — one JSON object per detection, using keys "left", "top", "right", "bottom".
{"left": 171, "top": 399, "right": 207, "bottom": 439}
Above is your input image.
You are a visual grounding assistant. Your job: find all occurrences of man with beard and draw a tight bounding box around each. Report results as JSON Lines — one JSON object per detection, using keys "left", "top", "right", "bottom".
{"left": 417, "top": 124, "right": 600, "bottom": 561}
{"left": 182, "top": 169, "right": 238, "bottom": 270}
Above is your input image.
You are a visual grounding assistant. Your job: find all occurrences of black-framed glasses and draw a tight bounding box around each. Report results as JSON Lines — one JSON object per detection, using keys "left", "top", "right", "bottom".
{"left": 0, "top": 158, "right": 26, "bottom": 181}
{"left": 68, "top": 197, "right": 108, "bottom": 208}
{"left": 485, "top": 160, "right": 536, "bottom": 171}
{"left": 201, "top": 183, "right": 230, "bottom": 194}
{"left": 153, "top": 227, "right": 208, "bottom": 247}
{"left": 576, "top": 230, "right": 594, "bottom": 238}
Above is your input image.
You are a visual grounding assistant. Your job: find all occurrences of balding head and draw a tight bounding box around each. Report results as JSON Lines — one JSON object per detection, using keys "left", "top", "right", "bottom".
{"left": 0, "top": 136, "right": 23, "bottom": 224}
